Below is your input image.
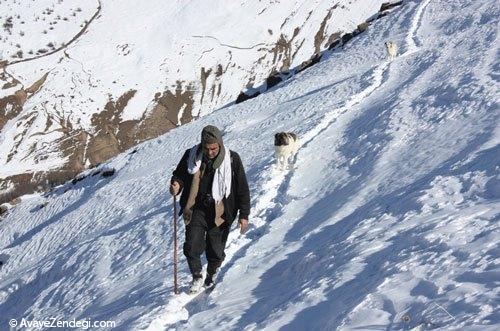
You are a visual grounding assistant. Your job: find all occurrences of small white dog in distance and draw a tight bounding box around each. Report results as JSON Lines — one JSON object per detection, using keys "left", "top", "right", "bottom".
{"left": 385, "top": 41, "right": 398, "bottom": 61}
{"left": 275, "top": 132, "right": 299, "bottom": 170}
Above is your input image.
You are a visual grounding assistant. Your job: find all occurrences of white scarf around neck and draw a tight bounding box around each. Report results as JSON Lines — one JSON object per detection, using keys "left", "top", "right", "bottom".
{"left": 187, "top": 144, "right": 231, "bottom": 203}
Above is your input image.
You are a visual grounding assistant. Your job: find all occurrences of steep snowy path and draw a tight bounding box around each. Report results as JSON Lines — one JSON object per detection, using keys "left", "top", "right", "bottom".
{"left": 146, "top": 0, "right": 499, "bottom": 329}
{"left": 162, "top": 0, "right": 433, "bottom": 329}
{"left": 0, "top": 0, "right": 498, "bottom": 330}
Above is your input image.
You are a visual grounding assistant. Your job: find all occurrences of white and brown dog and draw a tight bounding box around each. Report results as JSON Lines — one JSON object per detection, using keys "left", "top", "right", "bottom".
{"left": 385, "top": 41, "right": 398, "bottom": 61}
{"left": 274, "top": 132, "right": 299, "bottom": 169}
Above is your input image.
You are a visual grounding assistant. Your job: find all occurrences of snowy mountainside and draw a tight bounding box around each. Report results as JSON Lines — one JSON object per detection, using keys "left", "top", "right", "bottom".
{"left": 0, "top": 0, "right": 386, "bottom": 203}
{"left": 1, "top": 0, "right": 499, "bottom": 330}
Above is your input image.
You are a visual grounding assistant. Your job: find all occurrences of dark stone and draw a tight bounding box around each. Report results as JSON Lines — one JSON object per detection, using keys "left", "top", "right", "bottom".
{"left": 235, "top": 91, "right": 260, "bottom": 104}
{"left": 342, "top": 32, "right": 354, "bottom": 44}
{"left": 0, "top": 253, "right": 8, "bottom": 269}
{"left": 378, "top": 11, "right": 389, "bottom": 19}
{"left": 327, "top": 39, "right": 342, "bottom": 50}
{"left": 266, "top": 74, "right": 283, "bottom": 89}
{"left": 101, "top": 168, "right": 115, "bottom": 177}
{"left": 380, "top": 1, "right": 403, "bottom": 12}
{"left": 71, "top": 175, "right": 86, "bottom": 185}
{"left": 357, "top": 22, "right": 370, "bottom": 33}
{"left": 297, "top": 53, "right": 322, "bottom": 73}
{"left": 0, "top": 205, "right": 7, "bottom": 217}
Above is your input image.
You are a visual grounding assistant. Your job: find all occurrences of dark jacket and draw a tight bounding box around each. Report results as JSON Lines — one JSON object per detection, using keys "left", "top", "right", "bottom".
{"left": 171, "top": 148, "right": 250, "bottom": 225}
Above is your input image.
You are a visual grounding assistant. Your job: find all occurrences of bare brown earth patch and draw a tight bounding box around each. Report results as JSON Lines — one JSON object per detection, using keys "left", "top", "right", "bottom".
{"left": 0, "top": 170, "right": 81, "bottom": 205}
{"left": 314, "top": 7, "right": 335, "bottom": 54}
{"left": 0, "top": 71, "right": 49, "bottom": 132}
{"left": 200, "top": 67, "right": 212, "bottom": 105}
{"left": 1, "top": 82, "right": 196, "bottom": 204}
{"left": 87, "top": 90, "right": 137, "bottom": 164}
{"left": 0, "top": 93, "right": 25, "bottom": 131}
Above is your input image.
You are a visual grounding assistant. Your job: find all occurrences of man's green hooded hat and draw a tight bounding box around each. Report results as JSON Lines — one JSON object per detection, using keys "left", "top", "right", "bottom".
{"left": 201, "top": 125, "right": 225, "bottom": 169}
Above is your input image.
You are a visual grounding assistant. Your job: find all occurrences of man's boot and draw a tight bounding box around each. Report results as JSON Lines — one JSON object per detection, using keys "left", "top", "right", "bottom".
{"left": 204, "top": 268, "right": 219, "bottom": 288}
{"left": 189, "top": 274, "right": 204, "bottom": 294}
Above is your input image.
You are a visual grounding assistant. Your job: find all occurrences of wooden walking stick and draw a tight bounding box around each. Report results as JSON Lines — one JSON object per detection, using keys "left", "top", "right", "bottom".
{"left": 173, "top": 195, "right": 179, "bottom": 294}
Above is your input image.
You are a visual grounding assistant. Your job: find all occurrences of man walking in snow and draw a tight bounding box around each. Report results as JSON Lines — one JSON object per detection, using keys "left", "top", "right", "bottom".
{"left": 170, "top": 125, "right": 250, "bottom": 293}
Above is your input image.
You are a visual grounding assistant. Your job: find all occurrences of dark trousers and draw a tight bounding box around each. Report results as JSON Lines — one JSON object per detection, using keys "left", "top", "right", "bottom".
{"left": 183, "top": 207, "right": 230, "bottom": 277}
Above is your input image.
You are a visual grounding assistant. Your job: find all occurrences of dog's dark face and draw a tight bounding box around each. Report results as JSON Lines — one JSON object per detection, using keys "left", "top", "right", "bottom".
{"left": 275, "top": 132, "right": 297, "bottom": 146}
{"left": 385, "top": 41, "right": 395, "bottom": 48}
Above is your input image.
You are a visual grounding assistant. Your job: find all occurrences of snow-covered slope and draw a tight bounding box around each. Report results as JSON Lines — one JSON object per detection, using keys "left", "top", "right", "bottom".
{"left": 1, "top": 0, "right": 499, "bottom": 330}
{"left": 0, "top": 0, "right": 386, "bottom": 203}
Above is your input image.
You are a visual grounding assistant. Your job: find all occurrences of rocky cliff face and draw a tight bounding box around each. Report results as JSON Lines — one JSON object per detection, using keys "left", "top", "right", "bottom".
{"left": 0, "top": 0, "right": 391, "bottom": 203}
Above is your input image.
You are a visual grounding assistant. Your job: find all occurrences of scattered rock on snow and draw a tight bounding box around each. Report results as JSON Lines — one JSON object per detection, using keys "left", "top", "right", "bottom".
{"left": 9, "top": 197, "right": 21, "bottom": 206}
{"left": 101, "top": 168, "right": 115, "bottom": 177}
{"left": 0, "top": 204, "right": 8, "bottom": 217}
